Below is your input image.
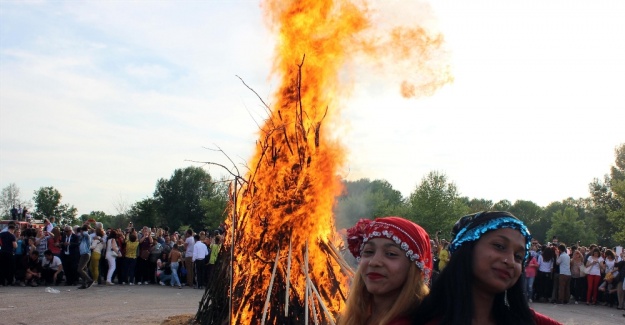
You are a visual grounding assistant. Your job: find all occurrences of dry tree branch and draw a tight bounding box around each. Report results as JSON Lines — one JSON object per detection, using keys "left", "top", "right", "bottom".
{"left": 237, "top": 75, "right": 271, "bottom": 111}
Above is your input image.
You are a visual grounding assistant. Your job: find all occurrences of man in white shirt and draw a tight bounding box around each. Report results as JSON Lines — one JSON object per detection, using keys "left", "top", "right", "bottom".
{"left": 41, "top": 250, "right": 64, "bottom": 285}
{"left": 192, "top": 234, "right": 209, "bottom": 289}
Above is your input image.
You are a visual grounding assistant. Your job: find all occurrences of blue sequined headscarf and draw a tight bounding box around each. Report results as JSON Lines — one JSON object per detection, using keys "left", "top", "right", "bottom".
{"left": 448, "top": 211, "right": 532, "bottom": 262}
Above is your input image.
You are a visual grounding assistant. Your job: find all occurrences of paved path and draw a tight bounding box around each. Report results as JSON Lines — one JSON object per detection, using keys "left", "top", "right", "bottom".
{"left": 1, "top": 284, "right": 204, "bottom": 325}
{"left": 1, "top": 284, "right": 624, "bottom": 324}
{"left": 531, "top": 301, "right": 624, "bottom": 325}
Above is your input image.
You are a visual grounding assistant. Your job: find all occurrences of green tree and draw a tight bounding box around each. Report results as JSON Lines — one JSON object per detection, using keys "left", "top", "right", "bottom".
{"left": 608, "top": 178, "right": 625, "bottom": 242}
{"left": 492, "top": 199, "right": 512, "bottom": 212}
{"left": 460, "top": 197, "right": 493, "bottom": 213}
{"left": 33, "top": 186, "right": 62, "bottom": 219}
{"left": 334, "top": 179, "right": 407, "bottom": 230}
{"left": 128, "top": 198, "right": 160, "bottom": 229}
{"left": 546, "top": 207, "right": 596, "bottom": 246}
{"left": 55, "top": 203, "right": 78, "bottom": 226}
{"left": 200, "top": 178, "right": 229, "bottom": 231}
{"left": 406, "top": 171, "right": 469, "bottom": 237}
{"left": 607, "top": 143, "right": 625, "bottom": 242}
{"left": 153, "top": 166, "right": 220, "bottom": 231}
{"left": 589, "top": 177, "right": 619, "bottom": 246}
{"left": 508, "top": 200, "right": 544, "bottom": 239}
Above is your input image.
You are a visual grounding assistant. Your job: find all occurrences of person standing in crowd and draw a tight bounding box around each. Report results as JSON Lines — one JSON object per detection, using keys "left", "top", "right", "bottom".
{"left": 47, "top": 227, "right": 62, "bottom": 258}
{"left": 570, "top": 250, "right": 587, "bottom": 304}
{"left": 412, "top": 211, "right": 561, "bottom": 325}
{"left": 585, "top": 248, "right": 604, "bottom": 305}
{"left": 339, "top": 216, "right": 432, "bottom": 325}
{"left": 136, "top": 227, "right": 153, "bottom": 285}
{"left": 536, "top": 245, "right": 555, "bottom": 302}
{"left": 192, "top": 234, "right": 208, "bottom": 289}
{"left": 10, "top": 205, "right": 18, "bottom": 220}
{"left": 124, "top": 232, "right": 139, "bottom": 285}
{"left": 556, "top": 244, "right": 571, "bottom": 304}
{"left": 206, "top": 235, "right": 222, "bottom": 282}
{"left": 437, "top": 241, "right": 450, "bottom": 272}
{"left": 615, "top": 259, "right": 625, "bottom": 310}
{"left": 43, "top": 218, "right": 53, "bottom": 234}
{"left": 90, "top": 228, "right": 105, "bottom": 285}
{"left": 168, "top": 243, "right": 183, "bottom": 289}
{"left": 0, "top": 223, "right": 18, "bottom": 286}
{"left": 40, "top": 250, "right": 63, "bottom": 285}
{"left": 34, "top": 228, "right": 48, "bottom": 261}
{"left": 76, "top": 225, "right": 93, "bottom": 289}
{"left": 184, "top": 229, "right": 195, "bottom": 288}
{"left": 525, "top": 249, "right": 539, "bottom": 303}
{"left": 61, "top": 226, "right": 79, "bottom": 286}
{"left": 105, "top": 230, "right": 120, "bottom": 286}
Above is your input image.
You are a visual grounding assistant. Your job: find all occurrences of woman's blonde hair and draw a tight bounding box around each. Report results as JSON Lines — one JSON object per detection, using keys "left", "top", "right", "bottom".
{"left": 338, "top": 262, "right": 429, "bottom": 325}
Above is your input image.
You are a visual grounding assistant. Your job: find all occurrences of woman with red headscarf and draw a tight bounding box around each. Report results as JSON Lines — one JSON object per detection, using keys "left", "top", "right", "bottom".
{"left": 338, "top": 216, "right": 432, "bottom": 325}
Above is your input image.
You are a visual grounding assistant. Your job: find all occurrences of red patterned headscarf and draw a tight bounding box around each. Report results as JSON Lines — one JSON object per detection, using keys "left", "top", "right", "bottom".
{"left": 347, "top": 216, "right": 432, "bottom": 283}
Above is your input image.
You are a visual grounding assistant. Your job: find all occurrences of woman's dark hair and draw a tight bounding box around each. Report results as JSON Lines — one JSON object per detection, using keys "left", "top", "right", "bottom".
{"left": 413, "top": 237, "right": 534, "bottom": 325}
{"left": 605, "top": 249, "right": 615, "bottom": 259}
{"left": 541, "top": 245, "right": 555, "bottom": 262}
{"left": 108, "top": 231, "right": 117, "bottom": 239}
{"left": 129, "top": 233, "right": 137, "bottom": 242}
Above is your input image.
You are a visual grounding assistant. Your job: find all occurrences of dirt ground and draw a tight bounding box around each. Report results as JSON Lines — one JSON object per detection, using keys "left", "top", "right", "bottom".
{"left": 2, "top": 283, "right": 624, "bottom": 324}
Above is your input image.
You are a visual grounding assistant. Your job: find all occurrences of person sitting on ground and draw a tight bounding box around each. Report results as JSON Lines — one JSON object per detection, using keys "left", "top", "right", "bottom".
{"left": 41, "top": 250, "right": 63, "bottom": 285}
{"left": 412, "top": 211, "right": 561, "bottom": 325}
{"left": 24, "top": 250, "right": 42, "bottom": 287}
{"left": 338, "top": 216, "right": 432, "bottom": 325}
{"left": 157, "top": 251, "right": 172, "bottom": 286}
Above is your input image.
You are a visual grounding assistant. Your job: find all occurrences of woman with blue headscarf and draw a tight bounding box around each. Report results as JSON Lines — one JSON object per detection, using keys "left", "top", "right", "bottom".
{"left": 412, "top": 211, "right": 561, "bottom": 325}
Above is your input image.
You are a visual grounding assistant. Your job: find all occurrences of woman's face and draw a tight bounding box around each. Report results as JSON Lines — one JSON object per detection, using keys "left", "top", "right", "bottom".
{"left": 359, "top": 237, "right": 411, "bottom": 301}
{"left": 472, "top": 228, "right": 525, "bottom": 295}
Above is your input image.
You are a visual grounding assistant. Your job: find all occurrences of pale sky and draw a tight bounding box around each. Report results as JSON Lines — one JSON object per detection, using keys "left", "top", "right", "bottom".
{"left": 1, "top": 0, "right": 623, "bottom": 216}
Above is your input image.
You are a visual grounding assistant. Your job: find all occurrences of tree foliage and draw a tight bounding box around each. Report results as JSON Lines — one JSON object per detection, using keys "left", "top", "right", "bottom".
{"left": 546, "top": 207, "right": 596, "bottom": 246}
{"left": 334, "top": 179, "right": 407, "bottom": 230}
{"left": 406, "top": 171, "right": 469, "bottom": 237}
{"left": 607, "top": 143, "right": 625, "bottom": 242}
{"left": 30, "top": 186, "right": 77, "bottom": 225}
{"left": 33, "top": 186, "right": 62, "bottom": 217}
{"left": 153, "top": 166, "right": 226, "bottom": 232}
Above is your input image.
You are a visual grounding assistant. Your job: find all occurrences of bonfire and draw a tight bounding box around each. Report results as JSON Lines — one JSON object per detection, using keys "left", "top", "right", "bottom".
{"left": 196, "top": 1, "right": 451, "bottom": 324}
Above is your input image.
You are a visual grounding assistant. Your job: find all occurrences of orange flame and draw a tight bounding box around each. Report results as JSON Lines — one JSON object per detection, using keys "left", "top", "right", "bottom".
{"left": 225, "top": 1, "right": 452, "bottom": 323}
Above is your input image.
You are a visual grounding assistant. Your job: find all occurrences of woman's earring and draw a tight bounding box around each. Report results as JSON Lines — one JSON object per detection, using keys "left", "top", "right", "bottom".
{"left": 504, "top": 290, "right": 510, "bottom": 308}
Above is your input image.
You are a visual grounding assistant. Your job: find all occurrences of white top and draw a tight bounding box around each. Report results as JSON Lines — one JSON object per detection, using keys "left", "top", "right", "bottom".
{"left": 42, "top": 255, "right": 62, "bottom": 271}
{"left": 185, "top": 236, "right": 195, "bottom": 256}
{"left": 586, "top": 256, "right": 603, "bottom": 276}
{"left": 105, "top": 238, "right": 119, "bottom": 259}
{"left": 192, "top": 241, "right": 209, "bottom": 262}
{"left": 557, "top": 253, "right": 571, "bottom": 276}
{"left": 538, "top": 255, "right": 553, "bottom": 273}
{"left": 604, "top": 258, "right": 616, "bottom": 272}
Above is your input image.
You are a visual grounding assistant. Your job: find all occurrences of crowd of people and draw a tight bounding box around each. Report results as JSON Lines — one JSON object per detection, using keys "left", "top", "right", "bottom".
{"left": 3, "top": 212, "right": 625, "bottom": 324}
{"left": 0, "top": 219, "right": 224, "bottom": 291}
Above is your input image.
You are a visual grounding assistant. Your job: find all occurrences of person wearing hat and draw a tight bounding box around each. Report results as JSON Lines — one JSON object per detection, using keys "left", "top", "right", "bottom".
{"left": 412, "top": 211, "right": 561, "bottom": 325}
{"left": 338, "top": 216, "right": 432, "bottom": 325}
